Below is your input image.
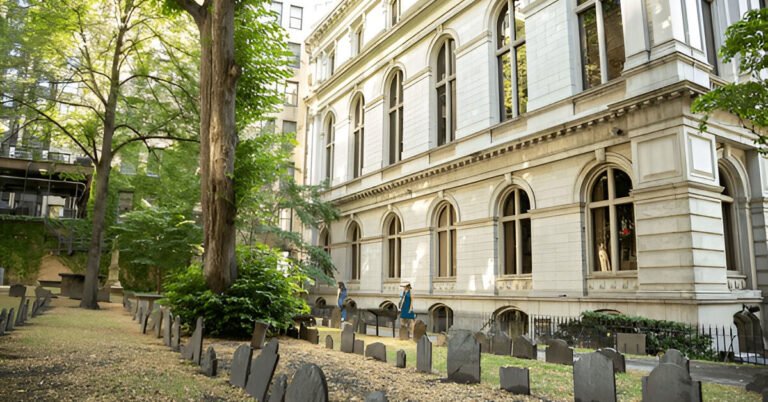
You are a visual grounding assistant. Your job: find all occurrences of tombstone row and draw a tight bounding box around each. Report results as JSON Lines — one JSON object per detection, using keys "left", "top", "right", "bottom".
{"left": 1, "top": 285, "right": 54, "bottom": 336}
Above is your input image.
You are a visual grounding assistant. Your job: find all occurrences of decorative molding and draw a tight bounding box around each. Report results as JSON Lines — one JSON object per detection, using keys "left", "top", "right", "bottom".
{"left": 495, "top": 276, "right": 532, "bottom": 292}
{"left": 587, "top": 276, "right": 639, "bottom": 292}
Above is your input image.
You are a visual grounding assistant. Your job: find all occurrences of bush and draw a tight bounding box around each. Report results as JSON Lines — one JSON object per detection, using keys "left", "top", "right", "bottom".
{"left": 161, "top": 244, "right": 309, "bottom": 338}
{"left": 555, "top": 311, "right": 716, "bottom": 360}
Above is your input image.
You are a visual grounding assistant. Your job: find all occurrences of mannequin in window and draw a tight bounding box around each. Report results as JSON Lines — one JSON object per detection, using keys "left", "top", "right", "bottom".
{"left": 337, "top": 282, "right": 348, "bottom": 321}
{"left": 598, "top": 243, "right": 611, "bottom": 272}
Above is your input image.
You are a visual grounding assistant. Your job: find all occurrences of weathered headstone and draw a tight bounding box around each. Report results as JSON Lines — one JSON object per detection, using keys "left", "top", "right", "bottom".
{"left": 616, "top": 333, "right": 646, "bottom": 355}
{"left": 365, "top": 342, "right": 387, "bottom": 362}
{"left": 21, "top": 298, "right": 29, "bottom": 323}
{"left": 9, "top": 284, "right": 26, "bottom": 297}
{"left": 492, "top": 331, "right": 512, "bottom": 355}
{"left": 252, "top": 320, "right": 269, "bottom": 349}
{"left": 229, "top": 344, "right": 253, "bottom": 389}
{"left": 399, "top": 325, "right": 409, "bottom": 340}
{"left": 499, "top": 366, "right": 530, "bottom": 395}
{"left": 574, "top": 352, "right": 616, "bottom": 402}
{"left": 545, "top": 339, "right": 573, "bottom": 365}
{"left": 325, "top": 335, "right": 334, "bottom": 350}
{"left": 0, "top": 309, "right": 6, "bottom": 336}
{"left": 42, "top": 292, "right": 52, "bottom": 309}
{"left": 474, "top": 332, "right": 490, "bottom": 353}
{"left": 641, "top": 363, "right": 701, "bottom": 402}
{"left": 396, "top": 350, "right": 406, "bottom": 368}
{"left": 354, "top": 339, "right": 365, "bottom": 355}
{"left": 31, "top": 298, "right": 40, "bottom": 318}
{"left": 200, "top": 346, "right": 218, "bottom": 377}
{"left": 446, "top": 329, "right": 481, "bottom": 384}
{"left": 151, "top": 308, "right": 163, "bottom": 338}
{"left": 356, "top": 316, "right": 367, "bottom": 334}
{"left": 137, "top": 306, "right": 145, "bottom": 329}
{"left": 188, "top": 317, "right": 204, "bottom": 364}
{"left": 34, "top": 286, "right": 47, "bottom": 299}
{"left": 140, "top": 311, "right": 151, "bottom": 335}
{"left": 341, "top": 322, "right": 355, "bottom": 353}
{"left": 512, "top": 335, "right": 537, "bottom": 360}
{"left": 15, "top": 297, "right": 26, "bottom": 326}
{"left": 412, "top": 320, "right": 427, "bottom": 342}
{"left": 365, "top": 391, "right": 388, "bottom": 402}
{"left": 435, "top": 333, "right": 447, "bottom": 347}
{"left": 299, "top": 322, "right": 308, "bottom": 340}
{"left": 417, "top": 335, "right": 432, "bottom": 373}
{"left": 330, "top": 307, "right": 342, "bottom": 329}
{"left": 268, "top": 374, "right": 288, "bottom": 402}
{"left": 598, "top": 348, "right": 626, "bottom": 373}
{"left": 246, "top": 339, "right": 280, "bottom": 402}
{"left": 171, "top": 315, "right": 181, "bottom": 351}
{"left": 5, "top": 308, "right": 15, "bottom": 332}
{"left": 306, "top": 328, "right": 319, "bottom": 345}
{"left": 285, "top": 363, "right": 329, "bottom": 402}
{"left": 660, "top": 348, "right": 690, "bottom": 373}
{"left": 162, "top": 309, "right": 172, "bottom": 346}
{"left": 746, "top": 373, "right": 768, "bottom": 394}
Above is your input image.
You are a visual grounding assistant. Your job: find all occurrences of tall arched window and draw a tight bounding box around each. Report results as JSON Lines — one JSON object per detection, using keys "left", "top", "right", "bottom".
{"left": 436, "top": 203, "right": 457, "bottom": 277}
{"left": 324, "top": 114, "right": 335, "bottom": 181}
{"left": 389, "top": 0, "right": 401, "bottom": 26}
{"left": 719, "top": 168, "right": 738, "bottom": 271}
{"left": 348, "top": 222, "right": 362, "bottom": 280}
{"left": 500, "top": 188, "right": 532, "bottom": 275}
{"left": 385, "top": 214, "right": 402, "bottom": 278}
{"left": 387, "top": 70, "right": 404, "bottom": 165}
{"left": 496, "top": 0, "right": 527, "bottom": 121}
{"left": 588, "top": 167, "right": 636, "bottom": 272}
{"left": 319, "top": 228, "right": 330, "bottom": 255}
{"left": 351, "top": 96, "right": 365, "bottom": 179}
{"left": 436, "top": 38, "right": 456, "bottom": 146}
{"left": 430, "top": 304, "right": 454, "bottom": 332}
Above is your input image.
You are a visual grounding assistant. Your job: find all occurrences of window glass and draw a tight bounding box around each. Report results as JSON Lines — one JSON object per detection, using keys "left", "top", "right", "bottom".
{"left": 288, "top": 42, "right": 301, "bottom": 68}
{"left": 521, "top": 218, "right": 532, "bottom": 274}
{"left": 271, "top": 1, "right": 283, "bottom": 25}
{"left": 282, "top": 120, "right": 296, "bottom": 134}
{"left": 602, "top": 0, "right": 625, "bottom": 80}
{"left": 499, "top": 52, "right": 514, "bottom": 120}
{"left": 616, "top": 203, "right": 636, "bottom": 270}
{"left": 516, "top": 44, "right": 528, "bottom": 114}
{"left": 519, "top": 190, "right": 530, "bottom": 214}
{"left": 614, "top": 169, "right": 632, "bottom": 199}
{"left": 592, "top": 206, "right": 611, "bottom": 271}
{"left": 284, "top": 81, "right": 298, "bottom": 106}
{"left": 701, "top": 0, "right": 718, "bottom": 74}
{"left": 289, "top": 5, "right": 303, "bottom": 30}
{"left": 579, "top": 6, "right": 601, "bottom": 89}
{"left": 591, "top": 171, "right": 609, "bottom": 202}
{"left": 503, "top": 221, "right": 516, "bottom": 275}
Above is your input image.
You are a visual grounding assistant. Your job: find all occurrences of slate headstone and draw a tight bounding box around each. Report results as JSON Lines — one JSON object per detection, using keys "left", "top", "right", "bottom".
{"left": 246, "top": 339, "right": 280, "bottom": 402}
{"left": 417, "top": 334, "right": 432, "bottom": 373}
{"left": 474, "top": 332, "right": 491, "bottom": 354}
{"left": 354, "top": 339, "right": 365, "bottom": 355}
{"left": 16, "top": 297, "right": 26, "bottom": 326}
{"left": 140, "top": 311, "right": 151, "bottom": 335}
{"left": 31, "top": 298, "right": 40, "bottom": 318}
{"left": 137, "top": 306, "right": 145, "bottom": 329}
{"left": 574, "top": 352, "right": 616, "bottom": 402}
{"left": 162, "top": 309, "right": 172, "bottom": 346}
{"left": 396, "top": 349, "right": 406, "bottom": 368}
{"left": 200, "top": 346, "right": 218, "bottom": 377}
{"left": 299, "top": 322, "right": 308, "bottom": 340}
{"left": 616, "top": 333, "right": 646, "bottom": 355}
{"left": 356, "top": 316, "right": 367, "bottom": 335}
{"left": 321, "top": 317, "right": 329, "bottom": 327}
{"left": 598, "top": 348, "right": 626, "bottom": 373}
{"left": 171, "top": 315, "right": 181, "bottom": 351}
{"left": 546, "top": 339, "right": 573, "bottom": 365}
{"left": 268, "top": 374, "right": 288, "bottom": 402}
{"left": 189, "top": 317, "right": 205, "bottom": 365}
{"left": 365, "top": 391, "right": 388, "bottom": 402}
{"left": 330, "top": 307, "right": 341, "bottom": 329}
{"left": 285, "top": 363, "right": 329, "bottom": 402}
{"left": 492, "top": 331, "right": 512, "bottom": 355}
{"left": 229, "top": 344, "right": 253, "bottom": 389}
{"left": 399, "top": 325, "right": 409, "bottom": 340}
{"left": 21, "top": 298, "right": 29, "bottom": 323}
{"left": 0, "top": 309, "right": 6, "bottom": 336}
{"left": 446, "top": 329, "right": 481, "bottom": 384}
{"left": 365, "top": 342, "right": 387, "bottom": 362}
{"left": 325, "top": 335, "right": 334, "bottom": 350}
{"left": 413, "top": 320, "right": 427, "bottom": 342}
{"left": 306, "top": 328, "right": 319, "bottom": 345}
{"left": 341, "top": 322, "right": 355, "bottom": 353}
{"left": 499, "top": 366, "right": 530, "bottom": 395}
{"left": 747, "top": 373, "right": 768, "bottom": 394}
{"left": 5, "top": 308, "right": 15, "bottom": 332}
{"left": 660, "top": 348, "right": 690, "bottom": 373}
{"left": 42, "top": 292, "right": 52, "bottom": 309}
{"left": 151, "top": 308, "right": 163, "bottom": 338}
{"left": 34, "top": 286, "right": 47, "bottom": 299}
{"left": 512, "top": 335, "right": 537, "bottom": 359}
{"left": 252, "top": 320, "right": 269, "bottom": 349}
{"left": 181, "top": 341, "right": 194, "bottom": 360}
{"left": 9, "top": 284, "right": 26, "bottom": 297}
{"left": 641, "top": 363, "right": 702, "bottom": 402}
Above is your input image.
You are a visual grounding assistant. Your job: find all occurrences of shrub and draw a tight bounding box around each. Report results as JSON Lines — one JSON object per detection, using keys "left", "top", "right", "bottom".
{"left": 161, "top": 244, "right": 309, "bottom": 338}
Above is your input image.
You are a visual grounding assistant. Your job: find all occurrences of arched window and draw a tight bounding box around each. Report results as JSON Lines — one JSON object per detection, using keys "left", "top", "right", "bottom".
{"left": 387, "top": 70, "right": 404, "bottom": 165}
{"left": 430, "top": 304, "right": 453, "bottom": 333}
{"left": 719, "top": 168, "right": 738, "bottom": 271}
{"left": 319, "top": 228, "right": 330, "bottom": 255}
{"left": 351, "top": 96, "right": 365, "bottom": 178}
{"left": 436, "top": 38, "right": 456, "bottom": 146}
{"left": 496, "top": 0, "right": 527, "bottom": 121}
{"left": 588, "top": 167, "right": 636, "bottom": 272}
{"left": 385, "top": 214, "right": 402, "bottom": 278}
{"left": 348, "top": 222, "right": 362, "bottom": 280}
{"left": 494, "top": 308, "right": 529, "bottom": 338}
{"left": 500, "top": 188, "right": 532, "bottom": 275}
{"left": 389, "top": 0, "right": 401, "bottom": 26}
{"left": 436, "top": 203, "right": 457, "bottom": 277}
{"left": 324, "top": 114, "right": 335, "bottom": 181}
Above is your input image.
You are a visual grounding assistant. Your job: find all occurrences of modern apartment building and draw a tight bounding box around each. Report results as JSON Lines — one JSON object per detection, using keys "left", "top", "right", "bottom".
{"left": 301, "top": 0, "right": 768, "bottom": 344}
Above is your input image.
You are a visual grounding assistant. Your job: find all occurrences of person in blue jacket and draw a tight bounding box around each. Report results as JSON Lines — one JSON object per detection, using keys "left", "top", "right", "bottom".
{"left": 398, "top": 283, "right": 415, "bottom": 331}
{"left": 337, "top": 281, "right": 348, "bottom": 321}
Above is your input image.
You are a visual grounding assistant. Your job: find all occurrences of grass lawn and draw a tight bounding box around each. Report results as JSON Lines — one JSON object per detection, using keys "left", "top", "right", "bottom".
{"left": 318, "top": 328, "right": 760, "bottom": 402}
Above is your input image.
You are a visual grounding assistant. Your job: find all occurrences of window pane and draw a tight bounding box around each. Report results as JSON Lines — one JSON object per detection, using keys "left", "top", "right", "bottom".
{"left": 353, "top": 130, "right": 361, "bottom": 178}
{"left": 395, "top": 237, "right": 401, "bottom": 277}
{"left": 449, "top": 40, "right": 456, "bottom": 75}
{"left": 288, "top": 42, "right": 301, "bottom": 68}
{"left": 521, "top": 218, "right": 532, "bottom": 274}
{"left": 437, "top": 43, "right": 446, "bottom": 81}
{"left": 504, "top": 221, "right": 516, "bottom": 275}
{"left": 352, "top": 243, "right": 358, "bottom": 279}
{"left": 398, "top": 107, "right": 403, "bottom": 159}
{"left": 519, "top": 190, "right": 530, "bottom": 214}
{"left": 616, "top": 203, "right": 637, "bottom": 271}
{"left": 282, "top": 120, "right": 296, "bottom": 134}
{"left": 389, "top": 75, "right": 398, "bottom": 105}
{"left": 579, "top": 7, "right": 601, "bottom": 89}
{"left": 516, "top": 44, "right": 528, "bottom": 114}
{"left": 437, "top": 84, "right": 447, "bottom": 146}
{"left": 284, "top": 81, "right": 298, "bottom": 105}
{"left": 289, "top": 5, "right": 303, "bottom": 29}
{"left": 497, "top": 4, "right": 510, "bottom": 48}
{"left": 503, "top": 193, "right": 515, "bottom": 216}
{"left": 271, "top": 1, "right": 282, "bottom": 25}
{"left": 499, "top": 52, "right": 513, "bottom": 120}
{"left": 591, "top": 171, "right": 609, "bottom": 202}
{"left": 389, "top": 111, "right": 397, "bottom": 164}
{"left": 701, "top": 0, "right": 718, "bottom": 74}
{"left": 439, "top": 231, "right": 447, "bottom": 277}
{"left": 592, "top": 206, "right": 611, "bottom": 271}
{"left": 389, "top": 238, "right": 396, "bottom": 277}
{"left": 602, "top": 0, "right": 625, "bottom": 80}
{"left": 450, "top": 229, "right": 457, "bottom": 276}
{"left": 722, "top": 201, "right": 737, "bottom": 270}
{"left": 614, "top": 169, "right": 632, "bottom": 198}
{"left": 438, "top": 207, "right": 448, "bottom": 227}
{"left": 513, "top": 3, "right": 525, "bottom": 40}
{"left": 450, "top": 81, "right": 456, "bottom": 142}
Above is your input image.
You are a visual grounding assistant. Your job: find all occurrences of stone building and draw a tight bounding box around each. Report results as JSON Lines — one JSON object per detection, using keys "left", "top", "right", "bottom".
{"left": 301, "top": 0, "right": 767, "bottom": 345}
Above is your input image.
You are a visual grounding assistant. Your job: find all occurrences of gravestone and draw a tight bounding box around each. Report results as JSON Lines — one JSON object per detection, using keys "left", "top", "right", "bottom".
{"left": 474, "top": 332, "right": 491, "bottom": 354}
{"left": 413, "top": 320, "right": 427, "bottom": 342}
{"left": 660, "top": 348, "right": 690, "bottom": 373}
{"left": 268, "top": 374, "right": 288, "bottom": 402}
{"left": 9, "top": 284, "right": 26, "bottom": 297}
{"left": 137, "top": 306, "right": 145, "bottom": 329}
{"left": 641, "top": 363, "right": 702, "bottom": 402}
{"left": 616, "top": 333, "right": 646, "bottom": 355}
{"left": 545, "top": 339, "right": 573, "bottom": 365}
{"left": 598, "top": 348, "right": 626, "bottom": 373}
{"left": 356, "top": 315, "right": 367, "bottom": 334}
{"left": 171, "top": 315, "right": 181, "bottom": 351}
{"left": 141, "top": 311, "right": 150, "bottom": 335}
{"left": 42, "top": 292, "right": 52, "bottom": 309}
{"left": 151, "top": 309, "right": 163, "bottom": 338}
{"left": 246, "top": 339, "right": 280, "bottom": 401}
{"left": 299, "top": 322, "right": 308, "bottom": 340}
{"left": 285, "top": 363, "right": 329, "bottom": 402}
{"left": 399, "top": 325, "right": 409, "bottom": 340}
{"left": 162, "top": 310, "right": 172, "bottom": 346}
{"left": 492, "top": 331, "right": 512, "bottom": 355}
{"left": 499, "top": 366, "right": 530, "bottom": 395}
{"left": 417, "top": 335, "right": 432, "bottom": 373}
{"left": 229, "top": 344, "right": 253, "bottom": 389}
{"left": 446, "top": 329, "right": 481, "bottom": 384}
{"left": 189, "top": 317, "right": 205, "bottom": 364}
{"left": 0, "top": 309, "right": 6, "bottom": 336}
{"left": 435, "top": 333, "right": 448, "bottom": 347}
{"left": 6, "top": 308, "right": 15, "bottom": 332}
{"left": 31, "top": 298, "right": 40, "bottom": 318}
{"left": 252, "top": 321, "right": 269, "bottom": 349}
{"left": 35, "top": 286, "right": 48, "bottom": 299}
{"left": 365, "top": 391, "right": 388, "bottom": 402}
{"left": 365, "top": 342, "right": 387, "bottom": 362}
{"left": 306, "top": 328, "right": 319, "bottom": 345}
{"left": 21, "top": 299, "right": 29, "bottom": 323}
{"left": 330, "top": 307, "right": 342, "bottom": 329}
{"left": 341, "top": 322, "right": 355, "bottom": 353}
{"left": 573, "top": 352, "right": 616, "bottom": 402}
{"left": 325, "top": 335, "right": 334, "bottom": 350}
{"left": 396, "top": 349, "right": 406, "bottom": 368}
{"left": 746, "top": 373, "right": 768, "bottom": 394}
{"left": 200, "top": 346, "right": 218, "bottom": 377}
{"left": 512, "top": 335, "right": 537, "bottom": 360}
{"left": 354, "top": 339, "right": 365, "bottom": 355}
{"left": 16, "top": 297, "right": 27, "bottom": 326}
{"left": 181, "top": 342, "right": 194, "bottom": 361}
